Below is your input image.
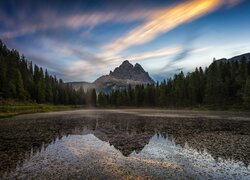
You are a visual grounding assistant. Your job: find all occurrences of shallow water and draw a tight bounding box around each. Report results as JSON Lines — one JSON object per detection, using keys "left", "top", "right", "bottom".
{"left": 0, "top": 109, "right": 250, "bottom": 179}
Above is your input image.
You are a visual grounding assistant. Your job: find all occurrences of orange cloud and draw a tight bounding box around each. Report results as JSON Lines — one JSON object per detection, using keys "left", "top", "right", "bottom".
{"left": 127, "top": 47, "right": 181, "bottom": 61}
{"left": 104, "top": 0, "right": 224, "bottom": 55}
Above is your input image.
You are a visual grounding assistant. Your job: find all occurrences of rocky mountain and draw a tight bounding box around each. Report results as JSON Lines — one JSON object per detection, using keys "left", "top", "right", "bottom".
{"left": 109, "top": 60, "right": 154, "bottom": 82}
{"left": 69, "top": 60, "right": 154, "bottom": 92}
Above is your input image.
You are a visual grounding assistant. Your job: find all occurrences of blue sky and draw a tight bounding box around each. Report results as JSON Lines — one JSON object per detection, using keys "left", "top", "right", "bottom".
{"left": 0, "top": 0, "right": 250, "bottom": 82}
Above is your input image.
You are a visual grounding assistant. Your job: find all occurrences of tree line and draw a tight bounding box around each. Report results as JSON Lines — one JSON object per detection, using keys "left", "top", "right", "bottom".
{"left": 0, "top": 40, "right": 96, "bottom": 105}
{"left": 98, "top": 57, "right": 250, "bottom": 109}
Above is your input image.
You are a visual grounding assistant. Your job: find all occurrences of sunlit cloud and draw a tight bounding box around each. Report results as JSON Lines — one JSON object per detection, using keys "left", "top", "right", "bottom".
{"left": 103, "top": 0, "right": 224, "bottom": 55}
{"left": 63, "top": 59, "right": 111, "bottom": 81}
{"left": 127, "top": 47, "right": 181, "bottom": 61}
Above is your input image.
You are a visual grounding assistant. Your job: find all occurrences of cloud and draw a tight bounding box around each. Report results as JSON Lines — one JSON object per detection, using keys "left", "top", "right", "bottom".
{"left": 150, "top": 45, "right": 212, "bottom": 81}
{"left": 40, "top": 38, "right": 104, "bottom": 65}
{"left": 127, "top": 47, "right": 181, "bottom": 61}
{"left": 160, "top": 30, "right": 200, "bottom": 71}
{"left": 103, "top": 0, "right": 224, "bottom": 55}
{"left": 226, "top": 0, "right": 243, "bottom": 7}
{"left": 153, "top": 59, "right": 212, "bottom": 81}
{"left": 9, "top": 36, "right": 107, "bottom": 81}
{"left": 36, "top": 38, "right": 109, "bottom": 80}
{"left": 65, "top": 46, "right": 182, "bottom": 80}
{"left": 152, "top": 67, "right": 184, "bottom": 81}
{"left": 0, "top": 6, "right": 157, "bottom": 39}
{"left": 27, "top": 54, "right": 61, "bottom": 72}
{"left": 61, "top": 59, "right": 112, "bottom": 82}
{"left": 97, "top": 46, "right": 182, "bottom": 70}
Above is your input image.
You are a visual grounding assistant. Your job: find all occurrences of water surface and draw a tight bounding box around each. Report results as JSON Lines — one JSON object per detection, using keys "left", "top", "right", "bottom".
{"left": 0, "top": 109, "right": 250, "bottom": 179}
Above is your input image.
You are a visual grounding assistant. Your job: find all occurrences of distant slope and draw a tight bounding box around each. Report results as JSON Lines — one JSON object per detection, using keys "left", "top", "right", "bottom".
{"left": 215, "top": 53, "right": 250, "bottom": 63}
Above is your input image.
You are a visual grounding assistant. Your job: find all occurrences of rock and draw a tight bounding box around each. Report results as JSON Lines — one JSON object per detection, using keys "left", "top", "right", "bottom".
{"left": 68, "top": 60, "right": 155, "bottom": 93}
{"left": 109, "top": 60, "right": 153, "bottom": 83}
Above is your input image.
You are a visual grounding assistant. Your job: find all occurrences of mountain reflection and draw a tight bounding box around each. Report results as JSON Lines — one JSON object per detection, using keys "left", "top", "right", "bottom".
{"left": 0, "top": 110, "right": 250, "bottom": 178}
{"left": 6, "top": 133, "right": 250, "bottom": 179}
{"left": 132, "top": 134, "right": 250, "bottom": 179}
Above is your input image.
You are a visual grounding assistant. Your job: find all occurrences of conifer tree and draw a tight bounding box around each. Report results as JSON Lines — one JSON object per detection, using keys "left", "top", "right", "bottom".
{"left": 15, "top": 69, "right": 26, "bottom": 100}
{"left": 243, "top": 78, "right": 250, "bottom": 109}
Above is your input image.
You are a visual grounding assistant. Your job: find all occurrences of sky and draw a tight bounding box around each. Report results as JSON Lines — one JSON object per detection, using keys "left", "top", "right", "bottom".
{"left": 0, "top": 0, "right": 250, "bottom": 82}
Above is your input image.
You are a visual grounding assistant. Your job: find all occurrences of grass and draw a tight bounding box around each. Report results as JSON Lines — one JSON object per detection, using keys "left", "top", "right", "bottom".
{"left": 0, "top": 100, "right": 86, "bottom": 118}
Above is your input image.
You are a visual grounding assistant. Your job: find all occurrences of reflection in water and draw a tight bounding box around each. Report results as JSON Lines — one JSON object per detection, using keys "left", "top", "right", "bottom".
{"left": 0, "top": 110, "right": 250, "bottom": 178}
{"left": 7, "top": 134, "right": 182, "bottom": 179}
{"left": 132, "top": 134, "right": 250, "bottom": 179}
{"left": 5, "top": 133, "right": 250, "bottom": 179}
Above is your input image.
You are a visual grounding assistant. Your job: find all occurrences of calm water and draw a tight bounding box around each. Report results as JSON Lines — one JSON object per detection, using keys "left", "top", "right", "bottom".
{"left": 0, "top": 109, "right": 250, "bottom": 179}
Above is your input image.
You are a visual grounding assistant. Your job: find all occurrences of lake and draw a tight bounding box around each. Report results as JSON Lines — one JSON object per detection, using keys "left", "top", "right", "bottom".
{"left": 0, "top": 109, "right": 250, "bottom": 179}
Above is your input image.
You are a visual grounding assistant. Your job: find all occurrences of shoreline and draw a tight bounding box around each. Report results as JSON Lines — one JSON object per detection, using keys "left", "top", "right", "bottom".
{"left": 2, "top": 108, "right": 250, "bottom": 121}
{"left": 0, "top": 104, "right": 87, "bottom": 118}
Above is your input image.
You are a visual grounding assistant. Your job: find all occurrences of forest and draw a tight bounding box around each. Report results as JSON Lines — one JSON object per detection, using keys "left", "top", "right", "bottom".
{"left": 1, "top": 40, "right": 250, "bottom": 109}
{"left": 0, "top": 40, "right": 96, "bottom": 106}
{"left": 98, "top": 57, "right": 250, "bottom": 109}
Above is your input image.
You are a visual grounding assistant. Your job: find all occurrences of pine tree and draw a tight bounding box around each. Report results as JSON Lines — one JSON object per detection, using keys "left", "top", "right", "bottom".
{"left": 0, "top": 56, "right": 7, "bottom": 97}
{"left": 127, "top": 84, "right": 134, "bottom": 105}
{"left": 98, "top": 92, "right": 106, "bottom": 106}
{"left": 204, "top": 62, "right": 224, "bottom": 105}
{"left": 15, "top": 69, "right": 26, "bottom": 100}
{"left": 159, "top": 82, "right": 166, "bottom": 106}
{"left": 45, "top": 70, "right": 53, "bottom": 103}
{"left": 243, "top": 79, "right": 250, "bottom": 109}
{"left": 91, "top": 89, "right": 97, "bottom": 106}
{"left": 236, "top": 56, "right": 248, "bottom": 102}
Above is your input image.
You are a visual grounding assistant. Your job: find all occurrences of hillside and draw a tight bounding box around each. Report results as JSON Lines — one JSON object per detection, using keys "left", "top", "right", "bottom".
{"left": 215, "top": 53, "right": 250, "bottom": 63}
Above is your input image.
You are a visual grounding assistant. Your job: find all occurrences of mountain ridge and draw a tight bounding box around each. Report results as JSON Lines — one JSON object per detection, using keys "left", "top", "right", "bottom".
{"left": 215, "top": 52, "right": 250, "bottom": 63}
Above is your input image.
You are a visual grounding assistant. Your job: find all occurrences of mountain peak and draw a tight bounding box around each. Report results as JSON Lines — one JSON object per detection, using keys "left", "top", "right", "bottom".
{"left": 119, "top": 60, "right": 133, "bottom": 69}
{"left": 108, "top": 60, "right": 153, "bottom": 84}
{"left": 121, "top": 60, "right": 131, "bottom": 65}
